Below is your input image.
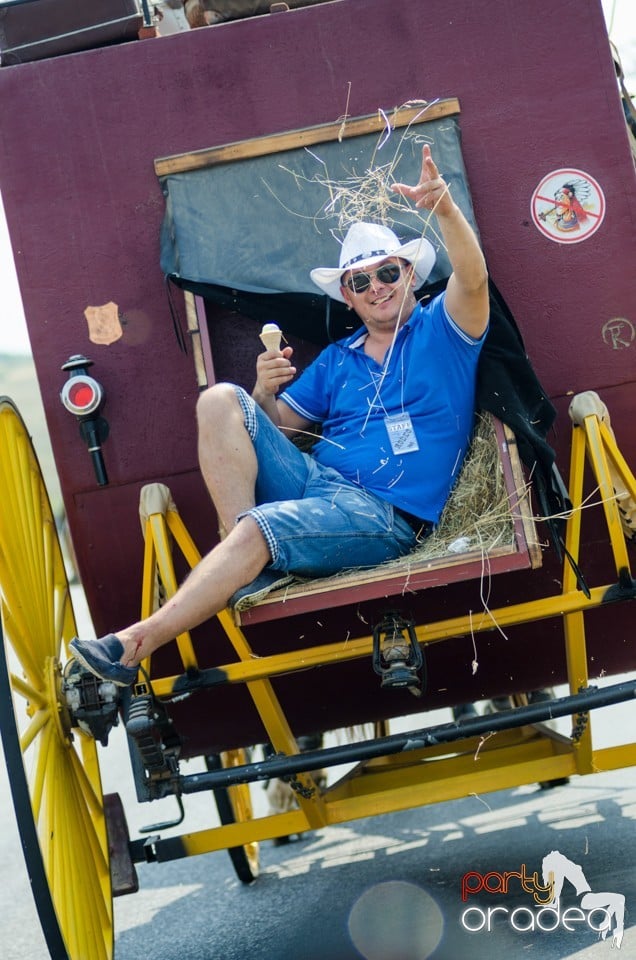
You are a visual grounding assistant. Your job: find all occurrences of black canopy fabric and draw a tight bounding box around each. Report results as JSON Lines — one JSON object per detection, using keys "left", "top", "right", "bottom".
{"left": 477, "top": 280, "right": 571, "bottom": 545}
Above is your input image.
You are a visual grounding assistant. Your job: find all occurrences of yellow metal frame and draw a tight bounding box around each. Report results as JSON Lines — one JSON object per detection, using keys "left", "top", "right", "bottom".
{"left": 135, "top": 406, "right": 636, "bottom": 852}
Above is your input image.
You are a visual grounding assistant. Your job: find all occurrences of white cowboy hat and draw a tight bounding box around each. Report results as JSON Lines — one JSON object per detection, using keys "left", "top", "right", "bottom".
{"left": 310, "top": 221, "right": 436, "bottom": 303}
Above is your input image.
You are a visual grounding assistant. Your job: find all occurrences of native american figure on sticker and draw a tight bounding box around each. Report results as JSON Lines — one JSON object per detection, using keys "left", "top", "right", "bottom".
{"left": 542, "top": 850, "right": 625, "bottom": 949}
{"left": 539, "top": 179, "right": 591, "bottom": 232}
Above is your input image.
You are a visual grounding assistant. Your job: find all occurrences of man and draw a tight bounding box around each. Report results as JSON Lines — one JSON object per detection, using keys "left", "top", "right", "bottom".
{"left": 70, "top": 145, "right": 489, "bottom": 686}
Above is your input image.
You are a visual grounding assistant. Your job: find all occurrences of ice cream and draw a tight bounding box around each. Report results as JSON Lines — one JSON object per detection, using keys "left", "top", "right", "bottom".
{"left": 259, "top": 322, "right": 282, "bottom": 352}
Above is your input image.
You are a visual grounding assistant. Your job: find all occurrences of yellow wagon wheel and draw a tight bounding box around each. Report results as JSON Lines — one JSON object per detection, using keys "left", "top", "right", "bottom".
{"left": 0, "top": 398, "right": 113, "bottom": 960}
{"left": 207, "top": 748, "right": 260, "bottom": 883}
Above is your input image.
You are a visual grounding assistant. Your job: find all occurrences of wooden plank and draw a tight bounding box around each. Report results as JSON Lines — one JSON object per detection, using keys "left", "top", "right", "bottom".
{"left": 184, "top": 291, "right": 208, "bottom": 391}
{"left": 154, "top": 99, "right": 460, "bottom": 176}
{"left": 502, "top": 423, "right": 543, "bottom": 568}
{"left": 236, "top": 548, "right": 532, "bottom": 625}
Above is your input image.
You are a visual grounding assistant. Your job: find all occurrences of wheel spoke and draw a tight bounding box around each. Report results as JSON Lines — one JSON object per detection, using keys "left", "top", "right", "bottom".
{"left": 8, "top": 433, "right": 46, "bottom": 636}
{"left": 50, "top": 768, "right": 71, "bottom": 938}
{"left": 77, "top": 731, "right": 106, "bottom": 808}
{"left": 71, "top": 740, "right": 104, "bottom": 816}
{"left": 19, "top": 704, "right": 51, "bottom": 753}
{"left": 10, "top": 670, "right": 47, "bottom": 709}
{"left": 41, "top": 511, "right": 58, "bottom": 643}
{"left": 0, "top": 588, "right": 44, "bottom": 687}
{"left": 55, "top": 582, "right": 72, "bottom": 656}
{"left": 60, "top": 763, "right": 111, "bottom": 958}
{"left": 69, "top": 775, "right": 111, "bottom": 908}
{"left": 41, "top": 734, "right": 110, "bottom": 960}
{"left": 30, "top": 718, "right": 54, "bottom": 824}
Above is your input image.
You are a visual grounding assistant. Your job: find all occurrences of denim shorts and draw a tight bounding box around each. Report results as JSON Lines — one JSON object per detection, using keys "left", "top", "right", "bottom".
{"left": 233, "top": 385, "right": 418, "bottom": 577}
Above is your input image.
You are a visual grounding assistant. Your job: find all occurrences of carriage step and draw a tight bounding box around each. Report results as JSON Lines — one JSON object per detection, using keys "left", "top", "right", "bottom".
{"left": 104, "top": 793, "right": 139, "bottom": 896}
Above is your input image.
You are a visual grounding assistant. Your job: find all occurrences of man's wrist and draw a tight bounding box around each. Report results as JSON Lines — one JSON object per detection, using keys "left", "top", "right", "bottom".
{"left": 435, "top": 199, "right": 462, "bottom": 222}
{"left": 252, "top": 380, "right": 268, "bottom": 401}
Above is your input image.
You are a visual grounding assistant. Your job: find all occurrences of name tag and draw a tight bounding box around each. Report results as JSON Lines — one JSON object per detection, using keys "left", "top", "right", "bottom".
{"left": 384, "top": 413, "right": 420, "bottom": 454}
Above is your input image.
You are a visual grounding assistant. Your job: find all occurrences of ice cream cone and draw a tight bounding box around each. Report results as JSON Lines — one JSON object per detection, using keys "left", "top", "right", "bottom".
{"left": 260, "top": 322, "right": 282, "bottom": 352}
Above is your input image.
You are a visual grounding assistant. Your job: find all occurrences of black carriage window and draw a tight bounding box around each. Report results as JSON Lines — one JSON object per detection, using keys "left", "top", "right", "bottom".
{"left": 155, "top": 99, "right": 478, "bottom": 349}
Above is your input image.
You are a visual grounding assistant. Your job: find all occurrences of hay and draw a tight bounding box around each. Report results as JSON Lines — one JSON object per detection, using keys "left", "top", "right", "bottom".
{"left": 411, "top": 412, "right": 515, "bottom": 562}
{"left": 269, "top": 101, "right": 442, "bottom": 246}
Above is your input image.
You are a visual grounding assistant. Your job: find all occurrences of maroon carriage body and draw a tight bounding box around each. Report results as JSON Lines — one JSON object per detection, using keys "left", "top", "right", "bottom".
{"left": 0, "top": 0, "right": 634, "bottom": 751}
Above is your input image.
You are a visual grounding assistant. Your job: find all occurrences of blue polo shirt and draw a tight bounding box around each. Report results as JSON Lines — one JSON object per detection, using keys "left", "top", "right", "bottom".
{"left": 280, "top": 294, "right": 486, "bottom": 522}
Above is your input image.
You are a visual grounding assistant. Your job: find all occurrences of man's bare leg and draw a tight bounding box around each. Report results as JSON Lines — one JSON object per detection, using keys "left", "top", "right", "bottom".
{"left": 115, "top": 516, "right": 270, "bottom": 667}
{"left": 196, "top": 383, "right": 259, "bottom": 536}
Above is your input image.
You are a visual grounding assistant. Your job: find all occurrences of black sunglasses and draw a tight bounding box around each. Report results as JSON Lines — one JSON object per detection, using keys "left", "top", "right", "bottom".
{"left": 343, "top": 262, "right": 402, "bottom": 294}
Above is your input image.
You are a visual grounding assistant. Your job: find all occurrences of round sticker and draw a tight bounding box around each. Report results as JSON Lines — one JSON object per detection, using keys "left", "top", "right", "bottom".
{"left": 531, "top": 168, "right": 605, "bottom": 243}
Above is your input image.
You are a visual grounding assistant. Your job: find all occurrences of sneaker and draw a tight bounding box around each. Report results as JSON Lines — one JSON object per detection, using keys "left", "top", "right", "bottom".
{"left": 69, "top": 634, "right": 139, "bottom": 687}
{"left": 230, "top": 567, "right": 295, "bottom": 611}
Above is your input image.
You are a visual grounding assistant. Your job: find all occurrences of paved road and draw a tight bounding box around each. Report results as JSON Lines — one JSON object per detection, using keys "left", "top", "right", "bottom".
{"left": 2, "top": 686, "right": 635, "bottom": 960}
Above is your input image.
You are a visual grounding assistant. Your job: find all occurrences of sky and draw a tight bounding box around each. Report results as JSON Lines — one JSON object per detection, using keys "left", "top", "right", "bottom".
{"left": 0, "top": 0, "right": 635, "bottom": 355}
